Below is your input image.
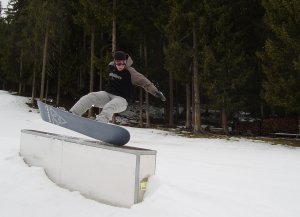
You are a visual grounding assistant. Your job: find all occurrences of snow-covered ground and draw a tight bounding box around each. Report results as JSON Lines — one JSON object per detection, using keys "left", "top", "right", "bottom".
{"left": 0, "top": 90, "right": 300, "bottom": 217}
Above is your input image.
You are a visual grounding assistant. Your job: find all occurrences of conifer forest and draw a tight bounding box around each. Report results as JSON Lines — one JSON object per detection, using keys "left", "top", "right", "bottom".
{"left": 0, "top": 0, "right": 299, "bottom": 135}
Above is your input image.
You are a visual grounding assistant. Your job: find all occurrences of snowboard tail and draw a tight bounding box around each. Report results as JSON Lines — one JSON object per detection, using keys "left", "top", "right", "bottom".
{"left": 37, "top": 100, "right": 130, "bottom": 146}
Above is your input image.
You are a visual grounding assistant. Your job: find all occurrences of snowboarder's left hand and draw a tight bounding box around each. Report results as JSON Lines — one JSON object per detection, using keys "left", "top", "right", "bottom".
{"left": 155, "top": 91, "right": 166, "bottom": 101}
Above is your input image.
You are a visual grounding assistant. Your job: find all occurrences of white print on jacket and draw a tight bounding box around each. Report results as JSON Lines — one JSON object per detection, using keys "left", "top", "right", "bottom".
{"left": 109, "top": 73, "right": 122, "bottom": 80}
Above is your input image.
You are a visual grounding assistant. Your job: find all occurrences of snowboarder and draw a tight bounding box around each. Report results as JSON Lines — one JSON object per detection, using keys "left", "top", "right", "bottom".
{"left": 70, "top": 50, "right": 166, "bottom": 123}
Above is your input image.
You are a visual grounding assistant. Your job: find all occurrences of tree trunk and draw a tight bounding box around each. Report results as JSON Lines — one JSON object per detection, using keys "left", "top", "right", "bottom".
{"left": 56, "top": 38, "right": 62, "bottom": 106}
{"left": 298, "top": 116, "right": 300, "bottom": 135}
{"left": 144, "top": 43, "right": 150, "bottom": 128}
{"left": 191, "top": 79, "right": 195, "bottom": 127}
{"left": 185, "top": 82, "right": 191, "bottom": 129}
{"left": 88, "top": 30, "right": 95, "bottom": 117}
{"left": 99, "top": 34, "right": 108, "bottom": 92}
{"left": 222, "top": 108, "right": 228, "bottom": 134}
{"left": 112, "top": 0, "right": 116, "bottom": 53}
{"left": 98, "top": 41, "right": 111, "bottom": 115}
{"left": 138, "top": 44, "right": 144, "bottom": 127}
{"left": 56, "top": 66, "right": 61, "bottom": 106}
{"left": 18, "top": 49, "right": 23, "bottom": 95}
{"left": 45, "top": 75, "right": 49, "bottom": 102}
{"left": 175, "top": 82, "right": 179, "bottom": 123}
{"left": 110, "top": 0, "right": 117, "bottom": 123}
{"left": 145, "top": 91, "right": 150, "bottom": 127}
{"left": 79, "top": 31, "right": 86, "bottom": 92}
{"left": 98, "top": 51, "right": 103, "bottom": 116}
{"left": 31, "top": 42, "right": 38, "bottom": 107}
{"left": 31, "top": 68, "right": 36, "bottom": 107}
{"left": 192, "top": 22, "right": 201, "bottom": 133}
{"left": 139, "top": 89, "right": 143, "bottom": 127}
{"left": 40, "top": 26, "right": 49, "bottom": 101}
{"left": 260, "top": 103, "right": 264, "bottom": 119}
{"left": 169, "top": 71, "right": 174, "bottom": 127}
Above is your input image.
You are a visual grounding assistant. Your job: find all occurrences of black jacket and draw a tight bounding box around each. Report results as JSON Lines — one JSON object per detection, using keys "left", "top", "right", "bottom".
{"left": 105, "top": 55, "right": 158, "bottom": 99}
{"left": 105, "top": 64, "right": 133, "bottom": 99}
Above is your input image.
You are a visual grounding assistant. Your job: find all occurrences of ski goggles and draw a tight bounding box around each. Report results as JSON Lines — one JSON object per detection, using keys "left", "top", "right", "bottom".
{"left": 114, "top": 60, "right": 126, "bottom": 66}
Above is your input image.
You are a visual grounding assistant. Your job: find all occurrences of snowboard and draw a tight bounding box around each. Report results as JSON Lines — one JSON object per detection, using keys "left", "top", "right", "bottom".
{"left": 37, "top": 100, "right": 130, "bottom": 146}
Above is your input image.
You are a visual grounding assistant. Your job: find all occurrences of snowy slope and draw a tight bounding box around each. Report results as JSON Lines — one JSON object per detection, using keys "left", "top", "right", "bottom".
{"left": 0, "top": 90, "right": 299, "bottom": 217}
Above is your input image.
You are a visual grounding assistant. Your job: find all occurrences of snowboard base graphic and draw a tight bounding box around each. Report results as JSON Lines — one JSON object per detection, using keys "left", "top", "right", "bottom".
{"left": 37, "top": 101, "right": 130, "bottom": 146}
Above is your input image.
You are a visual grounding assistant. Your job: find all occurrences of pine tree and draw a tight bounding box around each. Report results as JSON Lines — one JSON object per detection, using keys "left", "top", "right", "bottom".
{"left": 73, "top": 0, "right": 111, "bottom": 116}
{"left": 260, "top": 0, "right": 300, "bottom": 114}
{"left": 0, "top": 10, "right": 8, "bottom": 89}
{"left": 163, "top": 0, "right": 190, "bottom": 127}
{"left": 163, "top": 0, "right": 204, "bottom": 131}
{"left": 118, "top": 0, "right": 166, "bottom": 127}
{"left": 201, "top": 0, "right": 263, "bottom": 133}
{"left": 0, "top": 0, "right": 24, "bottom": 91}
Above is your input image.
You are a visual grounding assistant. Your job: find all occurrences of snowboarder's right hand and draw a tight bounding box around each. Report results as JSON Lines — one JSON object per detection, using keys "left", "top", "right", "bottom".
{"left": 154, "top": 91, "right": 166, "bottom": 101}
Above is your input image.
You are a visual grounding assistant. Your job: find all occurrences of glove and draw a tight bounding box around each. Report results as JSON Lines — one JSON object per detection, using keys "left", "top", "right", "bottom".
{"left": 154, "top": 91, "right": 166, "bottom": 101}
